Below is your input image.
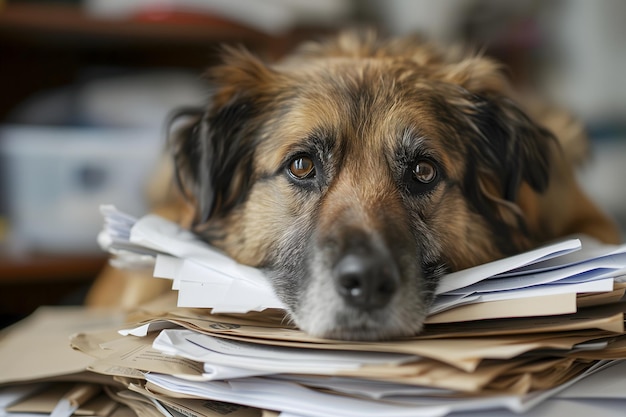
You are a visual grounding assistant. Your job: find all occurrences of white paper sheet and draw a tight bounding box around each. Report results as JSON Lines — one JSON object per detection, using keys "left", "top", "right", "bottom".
{"left": 152, "top": 329, "right": 416, "bottom": 376}
{"left": 447, "top": 255, "right": 626, "bottom": 294}
{"left": 435, "top": 239, "right": 582, "bottom": 295}
{"left": 130, "top": 215, "right": 268, "bottom": 287}
{"left": 496, "top": 235, "right": 626, "bottom": 277}
{"left": 273, "top": 375, "right": 454, "bottom": 399}
{"left": 130, "top": 214, "right": 284, "bottom": 311}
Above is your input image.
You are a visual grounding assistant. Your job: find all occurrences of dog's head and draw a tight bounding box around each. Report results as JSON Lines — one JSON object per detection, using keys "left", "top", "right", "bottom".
{"left": 171, "top": 31, "right": 555, "bottom": 340}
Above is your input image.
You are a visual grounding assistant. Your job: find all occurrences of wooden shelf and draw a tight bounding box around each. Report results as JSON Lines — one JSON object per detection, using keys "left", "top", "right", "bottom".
{"left": 0, "top": 253, "right": 107, "bottom": 284}
{"left": 0, "top": 3, "right": 305, "bottom": 120}
{"left": 0, "top": 3, "right": 275, "bottom": 47}
{"left": 0, "top": 252, "right": 108, "bottom": 324}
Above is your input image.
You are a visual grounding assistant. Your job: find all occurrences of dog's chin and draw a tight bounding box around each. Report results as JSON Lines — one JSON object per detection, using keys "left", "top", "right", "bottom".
{"left": 291, "top": 307, "right": 428, "bottom": 341}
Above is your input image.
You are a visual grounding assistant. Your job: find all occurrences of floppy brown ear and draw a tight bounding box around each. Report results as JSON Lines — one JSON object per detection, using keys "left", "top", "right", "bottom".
{"left": 169, "top": 48, "right": 275, "bottom": 227}
{"left": 437, "top": 56, "right": 553, "bottom": 203}
{"left": 443, "top": 56, "right": 621, "bottom": 246}
{"left": 460, "top": 93, "right": 556, "bottom": 249}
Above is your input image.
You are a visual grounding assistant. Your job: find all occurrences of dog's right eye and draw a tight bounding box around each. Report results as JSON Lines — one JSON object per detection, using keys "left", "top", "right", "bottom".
{"left": 288, "top": 155, "right": 316, "bottom": 179}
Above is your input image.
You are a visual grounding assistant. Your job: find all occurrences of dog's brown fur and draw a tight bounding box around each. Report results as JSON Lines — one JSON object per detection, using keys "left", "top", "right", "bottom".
{"left": 170, "top": 30, "right": 621, "bottom": 340}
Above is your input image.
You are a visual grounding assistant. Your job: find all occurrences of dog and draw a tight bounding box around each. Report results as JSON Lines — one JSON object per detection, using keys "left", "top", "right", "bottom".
{"left": 169, "top": 30, "right": 621, "bottom": 341}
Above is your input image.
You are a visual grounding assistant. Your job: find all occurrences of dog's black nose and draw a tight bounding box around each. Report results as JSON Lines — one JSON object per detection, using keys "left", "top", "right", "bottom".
{"left": 333, "top": 249, "right": 399, "bottom": 310}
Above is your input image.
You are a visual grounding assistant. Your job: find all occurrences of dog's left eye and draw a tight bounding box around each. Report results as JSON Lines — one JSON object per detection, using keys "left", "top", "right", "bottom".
{"left": 288, "top": 155, "right": 316, "bottom": 179}
{"left": 413, "top": 160, "right": 437, "bottom": 184}
{"left": 404, "top": 158, "right": 440, "bottom": 195}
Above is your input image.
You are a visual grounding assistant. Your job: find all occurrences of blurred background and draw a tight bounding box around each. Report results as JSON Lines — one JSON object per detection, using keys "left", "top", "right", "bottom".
{"left": 0, "top": 0, "right": 624, "bottom": 326}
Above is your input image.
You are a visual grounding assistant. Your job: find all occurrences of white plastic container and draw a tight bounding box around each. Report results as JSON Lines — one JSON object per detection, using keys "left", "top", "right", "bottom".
{"left": 0, "top": 125, "right": 164, "bottom": 253}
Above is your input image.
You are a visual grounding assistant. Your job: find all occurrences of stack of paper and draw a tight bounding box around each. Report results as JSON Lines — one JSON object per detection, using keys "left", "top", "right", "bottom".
{"left": 67, "top": 292, "right": 626, "bottom": 416}
{"left": 4, "top": 305, "right": 625, "bottom": 417}
{"left": 83, "top": 205, "right": 626, "bottom": 416}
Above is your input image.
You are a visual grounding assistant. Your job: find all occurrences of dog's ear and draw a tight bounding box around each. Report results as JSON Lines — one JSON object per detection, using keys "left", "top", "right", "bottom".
{"left": 170, "top": 48, "right": 275, "bottom": 226}
{"left": 438, "top": 56, "right": 554, "bottom": 199}
{"left": 435, "top": 55, "right": 556, "bottom": 243}
{"left": 466, "top": 94, "right": 553, "bottom": 198}
{"left": 456, "top": 91, "right": 556, "bottom": 245}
